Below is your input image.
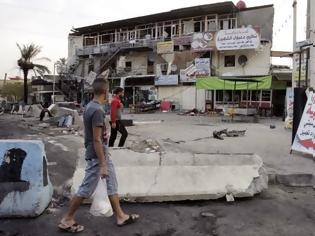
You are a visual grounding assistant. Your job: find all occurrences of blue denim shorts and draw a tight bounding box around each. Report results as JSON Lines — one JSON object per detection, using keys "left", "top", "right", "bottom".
{"left": 77, "top": 148, "right": 118, "bottom": 198}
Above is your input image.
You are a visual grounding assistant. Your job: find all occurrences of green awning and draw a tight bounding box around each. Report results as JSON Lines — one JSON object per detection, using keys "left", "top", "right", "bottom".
{"left": 196, "top": 76, "right": 272, "bottom": 90}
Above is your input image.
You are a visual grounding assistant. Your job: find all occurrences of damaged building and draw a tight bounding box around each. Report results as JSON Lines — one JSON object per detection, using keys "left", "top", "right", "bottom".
{"left": 67, "top": 1, "right": 285, "bottom": 114}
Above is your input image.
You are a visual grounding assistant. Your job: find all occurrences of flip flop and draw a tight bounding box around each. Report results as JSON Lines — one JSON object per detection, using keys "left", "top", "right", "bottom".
{"left": 58, "top": 222, "right": 85, "bottom": 233}
{"left": 117, "top": 214, "right": 140, "bottom": 227}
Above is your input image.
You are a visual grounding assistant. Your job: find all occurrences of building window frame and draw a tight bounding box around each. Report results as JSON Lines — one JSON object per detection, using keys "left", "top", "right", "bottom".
{"left": 224, "top": 55, "right": 236, "bottom": 67}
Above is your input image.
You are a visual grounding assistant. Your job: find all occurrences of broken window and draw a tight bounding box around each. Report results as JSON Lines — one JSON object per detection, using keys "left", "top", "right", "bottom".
{"left": 84, "top": 34, "right": 97, "bottom": 46}
{"left": 224, "top": 55, "right": 235, "bottom": 67}
{"left": 125, "top": 61, "right": 132, "bottom": 72}
{"left": 160, "top": 63, "right": 168, "bottom": 75}
{"left": 88, "top": 60, "right": 94, "bottom": 73}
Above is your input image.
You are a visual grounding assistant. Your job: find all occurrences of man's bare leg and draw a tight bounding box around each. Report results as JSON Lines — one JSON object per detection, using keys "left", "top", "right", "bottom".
{"left": 109, "top": 194, "right": 131, "bottom": 224}
{"left": 109, "top": 194, "right": 129, "bottom": 224}
{"left": 60, "top": 196, "right": 84, "bottom": 226}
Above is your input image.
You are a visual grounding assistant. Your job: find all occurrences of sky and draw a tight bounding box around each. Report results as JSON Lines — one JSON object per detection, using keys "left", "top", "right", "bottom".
{"left": 0, "top": 0, "right": 307, "bottom": 79}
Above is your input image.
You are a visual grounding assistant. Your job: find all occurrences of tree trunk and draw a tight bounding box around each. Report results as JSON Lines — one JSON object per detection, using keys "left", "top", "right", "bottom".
{"left": 23, "top": 69, "right": 28, "bottom": 104}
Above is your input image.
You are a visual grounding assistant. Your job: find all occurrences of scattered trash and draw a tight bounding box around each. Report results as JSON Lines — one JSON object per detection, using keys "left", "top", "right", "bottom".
{"left": 38, "top": 123, "right": 50, "bottom": 128}
{"left": 178, "top": 108, "right": 205, "bottom": 116}
{"left": 226, "top": 193, "right": 235, "bottom": 202}
{"left": 129, "top": 139, "right": 161, "bottom": 153}
{"left": 163, "top": 138, "right": 186, "bottom": 144}
{"left": 213, "top": 129, "right": 246, "bottom": 140}
{"left": 200, "top": 211, "right": 216, "bottom": 218}
{"left": 270, "top": 125, "right": 276, "bottom": 129}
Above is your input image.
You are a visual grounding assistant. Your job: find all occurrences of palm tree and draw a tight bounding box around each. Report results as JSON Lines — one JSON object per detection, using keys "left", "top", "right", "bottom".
{"left": 17, "top": 43, "right": 50, "bottom": 104}
{"left": 56, "top": 57, "right": 67, "bottom": 75}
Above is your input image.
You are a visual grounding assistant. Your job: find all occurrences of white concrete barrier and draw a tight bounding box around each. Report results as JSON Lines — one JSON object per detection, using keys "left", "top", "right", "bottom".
{"left": 56, "top": 107, "right": 83, "bottom": 129}
{"left": 0, "top": 140, "right": 53, "bottom": 217}
{"left": 72, "top": 149, "right": 268, "bottom": 202}
{"left": 25, "top": 104, "right": 43, "bottom": 118}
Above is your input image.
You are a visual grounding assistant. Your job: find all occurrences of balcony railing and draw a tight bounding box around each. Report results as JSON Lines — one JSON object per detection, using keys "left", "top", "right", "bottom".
{"left": 76, "top": 39, "right": 158, "bottom": 56}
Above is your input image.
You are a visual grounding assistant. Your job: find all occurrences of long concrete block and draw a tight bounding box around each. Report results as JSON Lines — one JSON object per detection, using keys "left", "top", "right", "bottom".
{"left": 0, "top": 140, "right": 53, "bottom": 217}
{"left": 72, "top": 150, "right": 267, "bottom": 202}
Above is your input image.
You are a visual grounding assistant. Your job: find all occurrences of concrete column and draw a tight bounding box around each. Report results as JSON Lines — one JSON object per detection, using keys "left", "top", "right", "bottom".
{"left": 179, "top": 19, "right": 182, "bottom": 36}
{"left": 155, "top": 23, "right": 158, "bottom": 40}
{"left": 204, "top": 16, "right": 208, "bottom": 32}
{"left": 309, "top": 0, "right": 315, "bottom": 88}
{"left": 115, "top": 29, "right": 118, "bottom": 42}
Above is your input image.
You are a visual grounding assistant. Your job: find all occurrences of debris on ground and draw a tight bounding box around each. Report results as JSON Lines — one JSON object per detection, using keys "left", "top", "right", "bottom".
{"left": 226, "top": 193, "right": 235, "bottom": 202}
{"left": 270, "top": 125, "right": 276, "bottom": 129}
{"left": 200, "top": 212, "right": 216, "bottom": 218}
{"left": 128, "top": 139, "right": 161, "bottom": 153}
{"left": 213, "top": 129, "right": 246, "bottom": 140}
{"left": 163, "top": 138, "right": 186, "bottom": 144}
{"left": 178, "top": 108, "right": 206, "bottom": 116}
{"left": 38, "top": 123, "right": 50, "bottom": 128}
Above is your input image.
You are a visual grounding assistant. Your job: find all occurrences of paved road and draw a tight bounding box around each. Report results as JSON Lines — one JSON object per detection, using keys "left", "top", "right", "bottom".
{"left": 1, "top": 114, "right": 315, "bottom": 235}
{"left": 1, "top": 186, "right": 315, "bottom": 236}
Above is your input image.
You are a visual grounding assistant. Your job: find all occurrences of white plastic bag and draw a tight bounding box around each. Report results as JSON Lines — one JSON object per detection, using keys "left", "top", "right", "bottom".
{"left": 89, "top": 178, "right": 113, "bottom": 217}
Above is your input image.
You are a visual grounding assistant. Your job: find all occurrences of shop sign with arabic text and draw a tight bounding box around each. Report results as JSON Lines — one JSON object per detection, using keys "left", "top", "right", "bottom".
{"left": 216, "top": 27, "right": 260, "bottom": 51}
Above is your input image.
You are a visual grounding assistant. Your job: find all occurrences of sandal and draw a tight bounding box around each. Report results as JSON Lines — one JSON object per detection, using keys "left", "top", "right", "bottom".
{"left": 58, "top": 222, "right": 85, "bottom": 233}
{"left": 117, "top": 214, "right": 140, "bottom": 227}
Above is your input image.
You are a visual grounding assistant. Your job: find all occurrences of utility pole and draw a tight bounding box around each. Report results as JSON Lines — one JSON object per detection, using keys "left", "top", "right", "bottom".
{"left": 3, "top": 73, "right": 7, "bottom": 85}
{"left": 292, "top": 0, "right": 297, "bottom": 89}
{"left": 309, "top": 0, "right": 315, "bottom": 88}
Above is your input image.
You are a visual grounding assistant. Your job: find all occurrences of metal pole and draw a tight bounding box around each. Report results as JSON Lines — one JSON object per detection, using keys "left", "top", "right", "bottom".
{"left": 306, "top": 48, "right": 310, "bottom": 87}
{"left": 53, "top": 63, "right": 56, "bottom": 104}
{"left": 298, "top": 50, "right": 302, "bottom": 88}
{"left": 292, "top": 0, "right": 297, "bottom": 89}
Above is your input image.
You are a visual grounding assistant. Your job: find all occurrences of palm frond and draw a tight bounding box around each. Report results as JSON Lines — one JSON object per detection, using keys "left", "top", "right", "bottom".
{"left": 33, "top": 57, "right": 51, "bottom": 62}
{"left": 33, "top": 63, "right": 51, "bottom": 74}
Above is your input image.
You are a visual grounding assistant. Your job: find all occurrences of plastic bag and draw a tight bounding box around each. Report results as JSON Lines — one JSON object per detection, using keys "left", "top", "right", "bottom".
{"left": 89, "top": 178, "right": 113, "bottom": 217}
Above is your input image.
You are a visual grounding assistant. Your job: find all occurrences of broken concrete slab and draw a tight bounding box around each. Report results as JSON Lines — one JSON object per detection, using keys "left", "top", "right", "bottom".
{"left": 72, "top": 150, "right": 267, "bottom": 202}
{"left": 0, "top": 140, "right": 53, "bottom": 217}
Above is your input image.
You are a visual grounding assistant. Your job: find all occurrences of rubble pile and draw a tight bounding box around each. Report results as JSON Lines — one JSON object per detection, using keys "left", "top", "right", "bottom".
{"left": 128, "top": 139, "right": 161, "bottom": 153}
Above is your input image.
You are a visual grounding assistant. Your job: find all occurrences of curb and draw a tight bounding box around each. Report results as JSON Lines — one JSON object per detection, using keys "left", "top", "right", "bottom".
{"left": 268, "top": 173, "right": 314, "bottom": 187}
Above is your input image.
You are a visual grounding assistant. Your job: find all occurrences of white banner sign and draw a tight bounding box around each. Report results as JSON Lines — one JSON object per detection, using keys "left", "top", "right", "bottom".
{"left": 216, "top": 28, "right": 260, "bottom": 51}
{"left": 155, "top": 75, "right": 178, "bottom": 86}
{"left": 292, "top": 92, "right": 315, "bottom": 155}
{"left": 194, "top": 58, "right": 210, "bottom": 77}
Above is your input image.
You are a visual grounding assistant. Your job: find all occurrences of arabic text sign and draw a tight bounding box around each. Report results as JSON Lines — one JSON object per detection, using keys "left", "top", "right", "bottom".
{"left": 292, "top": 92, "right": 315, "bottom": 156}
{"left": 194, "top": 58, "right": 210, "bottom": 77}
{"left": 157, "top": 41, "right": 174, "bottom": 54}
{"left": 155, "top": 75, "right": 178, "bottom": 86}
{"left": 286, "top": 88, "right": 294, "bottom": 119}
{"left": 216, "top": 28, "right": 260, "bottom": 51}
{"left": 292, "top": 52, "right": 307, "bottom": 81}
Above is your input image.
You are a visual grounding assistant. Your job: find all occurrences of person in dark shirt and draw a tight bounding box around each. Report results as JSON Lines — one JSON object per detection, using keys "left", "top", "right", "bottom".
{"left": 58, "top": 79, "right": 139, "bottom": 233}
{"left": 39, "top": 102, "right": 52, "bottom": 121}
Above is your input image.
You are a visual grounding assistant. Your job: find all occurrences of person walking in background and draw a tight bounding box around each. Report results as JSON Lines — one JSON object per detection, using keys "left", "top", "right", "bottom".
{"left": 109, "top": 87, "right": 128, "bottom": 147}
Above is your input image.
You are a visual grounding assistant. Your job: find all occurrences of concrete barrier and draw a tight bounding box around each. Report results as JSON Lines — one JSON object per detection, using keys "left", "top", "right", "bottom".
{"left": 24, "top": 104, "right": 43, "bottom": 118}
{"left": 0, "top": 140, "right": 53, "bottom": 217}
{"left": 56, "top": 107, "right": 83, "bottom": 129}
{"left": 72, "top": 149, "right": 268, "bottom": 202}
